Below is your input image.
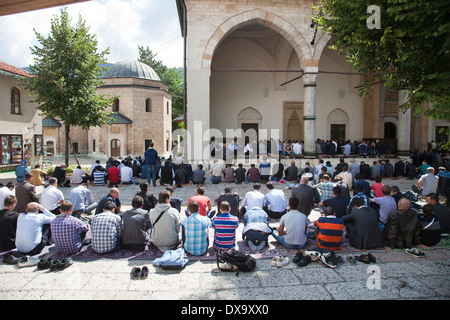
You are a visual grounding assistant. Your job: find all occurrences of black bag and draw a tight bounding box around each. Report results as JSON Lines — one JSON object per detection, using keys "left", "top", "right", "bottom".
{"left": 216, "top": 248, "right": 256, "bottom": 274}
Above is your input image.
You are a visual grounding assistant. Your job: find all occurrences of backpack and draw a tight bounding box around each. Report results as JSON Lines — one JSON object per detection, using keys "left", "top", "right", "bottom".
{"left": 216, "top": 248, "right": 256, "bottom": 274}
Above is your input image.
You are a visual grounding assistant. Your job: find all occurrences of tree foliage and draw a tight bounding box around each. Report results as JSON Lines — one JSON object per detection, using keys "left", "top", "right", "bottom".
{"left": 138, "top": 45, "right": 184, "bottom": 130}
{"left": 27, "top": 8, "right": 114, "bottom": 165}
{"left": 315, "top": 0, "right": 450, "bottom": 120}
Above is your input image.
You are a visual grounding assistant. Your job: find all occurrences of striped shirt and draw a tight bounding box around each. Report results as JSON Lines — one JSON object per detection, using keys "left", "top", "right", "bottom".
{"left": 211, "top": 212, "right": 239, "bottom": 251}
{"left": 180, "top": 212, "right": 211, "bottom": 256}
{"left": 93, "top": 171, "right": 106, "bottom": 185}
{"left": 314, "top": 216, "right": 344, "bottom": 251}
{"left": 50, "top": 214, "right": 89, "bottom": 255}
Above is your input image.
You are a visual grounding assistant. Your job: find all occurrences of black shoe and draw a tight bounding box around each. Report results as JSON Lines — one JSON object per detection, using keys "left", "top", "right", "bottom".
{"left": 355, "top": 254, "right": 371, "bottom": 264}
{"left": 131, "top": 267, "right": 141, "bottom": 280}
{"left": 292, "top": 251, "right": 303, "bottom": 264}
{"left": 140, "top": 266, "right": 149, "bottom": 279}
{"left": 297, "top": 254, "right": 311, "bottom": 267}
{"left": 37, "top": 258, "right": 53, "bottom": 270}
{"left": 2, "top": 253, "right": 19, "bottom": 265}
{"left": 367, "top": 252, "right": 376, "bottom": 263}
{"left": 56, "top": 258, "right": 73, "bottom": 270}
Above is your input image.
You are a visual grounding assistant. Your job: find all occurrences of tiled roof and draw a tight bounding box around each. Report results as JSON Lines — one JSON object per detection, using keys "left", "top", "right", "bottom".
{"left": 0, "top": 60, "right": 31, "bottom": 78}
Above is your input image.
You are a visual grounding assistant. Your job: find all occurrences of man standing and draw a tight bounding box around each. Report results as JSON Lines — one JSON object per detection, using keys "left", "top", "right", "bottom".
{"left": 144, "top": 142, "right": 159, "bottom": 187}
{"left": 50, "top": 201, "right": 90, "bottom": 255}
{"left": 15, "top": 172, "right": 38, "bottom": 214}
{"left": 15, "top": 160, "right": 30, "bottom": 183}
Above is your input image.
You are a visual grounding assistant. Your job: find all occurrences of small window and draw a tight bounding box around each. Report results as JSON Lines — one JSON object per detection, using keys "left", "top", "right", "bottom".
{"left": 167, "top": 102, "right": 169, "bottom": 115}
{"left": 34, "top": 135, "right": 43, "bottom": 156}
{"left": 92, "top": 139, "right": 96, "bottom": 152}
{"left": 11, "top": 87, "right": 20, "bottom": 114}
{"left": 146, "top": 98, "right": 152, "bottom": 112}
{"left": 112, "top": 98, "right": 119, "bottom": 112}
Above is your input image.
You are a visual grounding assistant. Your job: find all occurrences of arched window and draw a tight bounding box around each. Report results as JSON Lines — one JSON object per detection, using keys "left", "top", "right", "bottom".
{"left": 145, "top": 98, "right": 152, "bottom": 112}
{"left": 11, "top": 87, "right": 20, "bottom": 114}
{"left": 112, "top": 98, "right": 119, "bottom": 112}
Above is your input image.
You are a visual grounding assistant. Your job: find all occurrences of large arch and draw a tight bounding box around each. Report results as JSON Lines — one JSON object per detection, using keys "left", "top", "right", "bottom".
{"left": 201, "top": 8, "right": 312, "bottom": 70}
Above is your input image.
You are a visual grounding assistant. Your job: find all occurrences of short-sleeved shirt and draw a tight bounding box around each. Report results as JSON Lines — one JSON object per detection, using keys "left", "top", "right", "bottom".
{"left": 51, "top": 214, "right": 89, "bottom": 255}
{"left": 107, "top": 166, "right": 120, "bottom": 184}
{"left": 374, "top": 196, "right": 397, "bottom": 224}
{"left": 181, "top": 212, "right": 211, "bottom": 256}
{"left": 280, "top": 210, "right": 307, "bottom": 246}
{"left": 211, "top": 212, "right": 239, "bottom": 251}
{"left": 314, "top": 216, "right": 344, "bottom": 251}
{"left": 188, "top": 195, "right": 211, "bottom": 217}
{"left": 370, "top": 183, "right": 384, "bottom": 198}
{"left": 91, "top": 211, "right": 123, "bottom": 253}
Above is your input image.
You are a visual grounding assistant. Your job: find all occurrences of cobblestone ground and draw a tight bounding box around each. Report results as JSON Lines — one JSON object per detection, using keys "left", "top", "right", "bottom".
{"left": 1, "top": 156, "right": 449, "bottom": 302}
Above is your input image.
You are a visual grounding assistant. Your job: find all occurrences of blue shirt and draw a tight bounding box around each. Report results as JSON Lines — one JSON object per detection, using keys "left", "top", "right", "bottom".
{"left": 70, "top": 185, "right": 96, "bottom": 212}
{"left": 180, "top": 212, "right": 211, "bottom": 256}
{"left": 144, "top": 148, "right": 158, "bottom": 165}
{"left": 212, "top": 212, "right": 239, "bottom": 251}
{"left": 263, "top": 189, "right": 287, "bottom": 212}
{"left": 15, "top": 165, "right": 30, "bottom": 182}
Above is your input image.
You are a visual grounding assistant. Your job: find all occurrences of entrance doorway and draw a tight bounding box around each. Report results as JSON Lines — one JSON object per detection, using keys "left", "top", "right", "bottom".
{"left": 241, "top": 123, "right": 258, "bottom": 145}
{"left": 111, "top": 139, "right": 120, "bottom": 157}
{"left": 330, "top": 124, "right": 346, "bottom": 141}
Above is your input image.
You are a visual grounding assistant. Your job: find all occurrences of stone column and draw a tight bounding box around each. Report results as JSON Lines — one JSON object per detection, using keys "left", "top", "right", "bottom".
{"left": 397, "top": 90, "right": 411, "bottom": 156}
{"left": 302, "top": 67, "right": 318, "bottom": 157}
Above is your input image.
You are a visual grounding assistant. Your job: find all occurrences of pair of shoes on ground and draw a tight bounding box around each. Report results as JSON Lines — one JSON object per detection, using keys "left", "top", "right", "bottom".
{"left": 37, "top": 258, "right": 73, "bottom": 271}
{"left": 405, "top": 248, "right": 425, "bottom": 258}
{"left": 299, "top": 250, "right": 338, "bottom": 268}
{"left": 348, "top": 253, "right": 376, "bottom": 264}
{"left": 271, "top": 256, "right": 290, "bottom": 268}
{"left": 2, "top": 253, "right": 41, "bottom": 268}
{"left": 293, "top": 251, "right": 312, "bottom": 267}
{"left": 2, "top": 253, "right": 23, "bottom": 265}
{"left": 131, "top": 266, "right": 149, "bottom": 280}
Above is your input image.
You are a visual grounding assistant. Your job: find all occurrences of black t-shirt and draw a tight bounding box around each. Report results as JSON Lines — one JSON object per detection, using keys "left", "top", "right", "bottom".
{"left": 323, "top": 196, "right": 348, "bottom": 219}
{"left": 0, "top": 209, "right": 21, "bottom": 251}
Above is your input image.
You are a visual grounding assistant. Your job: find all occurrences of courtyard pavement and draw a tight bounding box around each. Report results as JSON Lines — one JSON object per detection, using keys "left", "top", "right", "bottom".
{"left": 0, "top": 156, "right": 449, "bottom": 303}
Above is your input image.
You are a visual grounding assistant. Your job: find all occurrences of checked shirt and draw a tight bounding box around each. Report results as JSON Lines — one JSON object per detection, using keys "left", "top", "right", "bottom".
{"left": 91, "top": 211, "right": 123, "bottom": 253}
{"left": 180, "top": 212, "right": 211, "bottom": 256}
{"left": 50, "top": 214, "right": 89, "bottom": 255}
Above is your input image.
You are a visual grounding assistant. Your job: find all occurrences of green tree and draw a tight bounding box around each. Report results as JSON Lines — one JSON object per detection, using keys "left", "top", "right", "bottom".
{"left": 27, "top": 8, "right": 114, "bottom": 166}
{"left": 138, "top": 45, "right": 184, "bottom": 131}
{"left": 315, "top": 0, "right": 450, "bottom": 121}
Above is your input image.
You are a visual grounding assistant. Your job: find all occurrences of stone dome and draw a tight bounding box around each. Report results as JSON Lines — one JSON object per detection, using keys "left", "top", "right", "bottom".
{"left": 102, "top": 59, "right": 161, "bottom": 81}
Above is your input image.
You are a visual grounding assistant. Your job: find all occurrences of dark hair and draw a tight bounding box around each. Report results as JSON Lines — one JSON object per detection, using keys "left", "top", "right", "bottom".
{"left": 197, "top": 187, "right": 205, "bottom": 195}
{"left": 48, "top": 177, "right": 57, "bottom": 185}
{"left": 266, "top": 182, "right": 274, "bottom": 190}
{"left": 132, "top": 195, "right": 144, "bottom": 208}
{"left": 289, "top": 196, "right": 299, "bottom": 209}
{"left": 253, "top": 183, "right": 261, "bottom": 190}
{"left": 24, "top": 172, "right": 33, "bottom": 180}
{"left": 5, "top": 182, "right": 14, "bottom": 189}
{"left": 332, "top": 186, "right": 342, "bottom": 196}
{"left": 3, "top": 195, "right": 16, "bottom": 208}
{"left": 353, "top": 197, "right": 365, "bottom": 208}
{"left": 159, "top": 190, "right": 171, "bottom": 203}
{"left": 427, "top": 193, "right": 439, "bottom": 202}
{"left": 188, "top": 200, "right": 199, "bottom": 214}
{"left": 354, "top": 184, "right": 364, "bottom": 193}
{"left": 165, "top": 186, "right": 174, "bottom": 194}
{"left": 382, "top": 186, "right": 391, "bottom": 196}
{"left": 324, "top": 206, "right": 334, "bottom": 216}
{"left": 103, "top": 201, "right": 116, "bottom": 212}
{"left": 422, "top": 204, "right": 434, "bottom": 215}
{"left": 140, "top": 182, "right": 148, "bottom": 192}
{"left": 375, "top": 175, "right": 382, "bottom": 183}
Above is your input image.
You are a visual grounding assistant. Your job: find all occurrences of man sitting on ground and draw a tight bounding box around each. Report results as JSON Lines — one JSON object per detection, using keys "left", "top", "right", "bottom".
{"left": 313, "top": 206, "right": 344, "bottom": 251}
{"left": 211, "top": 201, "right": 239, "bottom": 251}
{"left": 426, "top": 193, "right": 450, "bottom": 235}
{"left": 91, "top": 201, "right": 123, "bottom": 254}
{"left": 240, "top": 183, "right": 264, "bottom": 216}
{"left": 70, "top": 183, "right": 98, "bottom": 217}
{"left": 263, "top": 182, "right": 287, "bottom": 219}
{"left": 50, "top": 201, "right": 90, "bottom": 255}
{"left": 149, "top": 190, "right": 181, "bottom": 251}
{"left": 135, "top": 182, "right": 157, "bottom": 212}
{"left": 384, "top": 198, "right": 428, "bottom": 252}
{"left": 271, "top": 197, "right": 308, "bottom": 250}
{"left": 95, "top": 188, "right": 121, "bottom": 215}
{"left": 40, "top": 177, "right": 65, "bottom": 215}
{"left": 181, "top": 200, "right": 211, "bottom": 256}
{"left": 0, "top": 195, "right": 20, "bottom": 252}
{"left": 122, "top": 195, "right": 151, "bottom": 252}
{"left": 215, "top": 187, "right": 241, "bottom": 219}
{"left": 15, "top": 202, "right": 55, "bottom": 256}
{"left": 186, "top": 187, "right": 214, "bottom": 218}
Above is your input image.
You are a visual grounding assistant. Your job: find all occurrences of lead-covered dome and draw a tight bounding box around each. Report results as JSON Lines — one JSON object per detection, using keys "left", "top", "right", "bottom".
{"left": 102, "top": 59, "right": 161, "bottom": 81}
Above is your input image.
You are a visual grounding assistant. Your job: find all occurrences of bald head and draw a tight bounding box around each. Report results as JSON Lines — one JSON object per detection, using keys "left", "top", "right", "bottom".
{"left": 398, "top": 198, "right": 411, "bottom": 210}
{"left": 300, "top": 176, "right": 309, "bottom": 184}
{"left": 26, "top": 202, "right": 40, "bottom": 213}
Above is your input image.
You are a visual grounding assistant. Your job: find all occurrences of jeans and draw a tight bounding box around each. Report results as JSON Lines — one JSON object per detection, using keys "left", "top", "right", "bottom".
{"left": 271, "top": 230, "right": 307, "bottom": 250}
{"left": 210, "top": 175, "right": 221, "bottom": 184}
{"left": 147, "top": 164, "right": 158, "bottom": 186}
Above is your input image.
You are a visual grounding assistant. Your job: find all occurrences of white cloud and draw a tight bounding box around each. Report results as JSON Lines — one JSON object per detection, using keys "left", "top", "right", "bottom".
{"left": 0, "top": 0, "right": 183, "bottom": 68}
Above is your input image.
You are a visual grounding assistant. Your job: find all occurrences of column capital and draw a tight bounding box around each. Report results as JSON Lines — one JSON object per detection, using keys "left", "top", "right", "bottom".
{"left": 302, "top": 67, "right": 318, "bottom": 86}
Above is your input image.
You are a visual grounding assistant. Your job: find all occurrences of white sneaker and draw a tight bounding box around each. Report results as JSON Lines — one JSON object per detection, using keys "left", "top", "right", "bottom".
{"left": 17, "top": 256, "right": 40, "bottom": 268}
{"left": 271, "top": 256, "right": 280, "bottom": 267}
{"left": 276, "top": 256, "right": 290, "bottom": 268}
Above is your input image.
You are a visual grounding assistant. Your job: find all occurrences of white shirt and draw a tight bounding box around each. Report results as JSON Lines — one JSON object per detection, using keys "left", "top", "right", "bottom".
{"left": 0, "top": 187, "right": 14, "bottom": 210}
{"left": 210, "top": 163, "right": 223, "bottom": 177}
{"left": 15, "top": 208, "right": 55, "bottom": 253}
{"left": 293, "top": 143, "right": 302, "bottom": 155}
{"left": 71, "top": 168, "right": 86, "bottom": 184}
{"left": 242, "top": 190, "right": 264, "bottom": 210}
{"left": 120, "top": 166, "right": 133, "bottom": 183}
{"left": 40, "top": 185, "right": 64, "bottom": 210}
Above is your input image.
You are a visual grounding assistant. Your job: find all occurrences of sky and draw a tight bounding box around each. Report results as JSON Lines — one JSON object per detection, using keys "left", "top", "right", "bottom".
{"left": 0, "top": 0, "right": 184, "bottom": 69}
